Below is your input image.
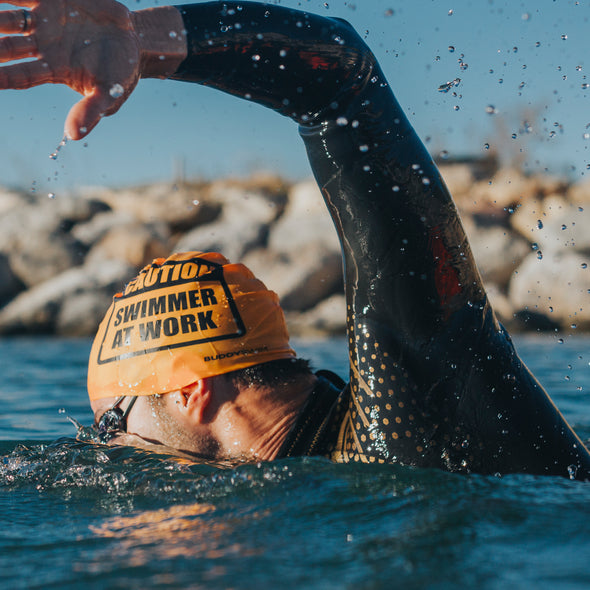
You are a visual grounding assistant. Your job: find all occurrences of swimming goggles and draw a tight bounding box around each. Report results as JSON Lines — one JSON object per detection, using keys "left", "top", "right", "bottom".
{"left": 97, "top": 395, "right": 138, "bottom": 442}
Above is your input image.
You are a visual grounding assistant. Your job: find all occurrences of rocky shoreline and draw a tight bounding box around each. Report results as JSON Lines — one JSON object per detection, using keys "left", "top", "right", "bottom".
{"left": 1, "top": 157, "right": 589, "bottom": 337}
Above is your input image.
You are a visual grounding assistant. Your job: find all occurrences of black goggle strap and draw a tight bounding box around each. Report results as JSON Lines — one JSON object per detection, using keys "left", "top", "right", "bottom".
{"left": 97, "top": 395, "right": 139, "bottom": 441}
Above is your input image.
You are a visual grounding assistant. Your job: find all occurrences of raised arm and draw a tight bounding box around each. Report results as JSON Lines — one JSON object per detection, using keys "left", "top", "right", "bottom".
{"left": 168, "top": 2, "right": 590, "bottom": 479}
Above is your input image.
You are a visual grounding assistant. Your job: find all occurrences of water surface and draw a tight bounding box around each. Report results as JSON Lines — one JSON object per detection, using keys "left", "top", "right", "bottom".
{"left": 1, "top": 335, "right": 589, "bottom": 589}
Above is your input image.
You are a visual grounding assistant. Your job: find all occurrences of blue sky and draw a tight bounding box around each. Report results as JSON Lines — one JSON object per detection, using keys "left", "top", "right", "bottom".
{"left": 1, "top": 0, "right": 590, "bottom": 193}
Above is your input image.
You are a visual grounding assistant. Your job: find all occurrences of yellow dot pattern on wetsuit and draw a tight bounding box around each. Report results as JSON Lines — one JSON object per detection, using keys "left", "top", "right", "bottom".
{"left": 328, "top": 306, "right": 438, "bottom": 465}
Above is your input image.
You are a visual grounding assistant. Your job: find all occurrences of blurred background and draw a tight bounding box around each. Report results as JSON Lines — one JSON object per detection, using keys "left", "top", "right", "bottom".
{"left": 1, "top": 0, "right": 590, "bottom": 336}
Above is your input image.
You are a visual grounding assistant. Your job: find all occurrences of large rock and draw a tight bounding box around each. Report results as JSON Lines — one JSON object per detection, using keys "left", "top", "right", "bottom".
{"left": 0, "top": 259, "right": 135, "bottom": 335}
{"left": 174, "top": 181, "right": 283, "bottom": 262}
{"left": 462, "top": 216, "right": 530, "bottom": 288}
{"left": 470, "top": 167, "right": 540, "bottom": 211}
{"left": 71, "top": 210, "right": 136, "bottom": 247}
{"left": 85, "top": 221, "right": 170, "bottom": 269}
{"left": 286, "top": 293, "right": 347, "bottom": 336}
{"left": 243, "top": 246, "right": 343, "bottom": 312}
{"left": 567, "top": 177, "right": 590, "bottom": 204}
{"left": 0, "top": 195, "right": 108, "bottom": 287}
{"left": 508, "top": 251, "right": 590, "bottom": 330}
{"left": 241, "top": 180, "right": 344, "bottom": 311}
{"left": 84, "top": 181, "right": 221, "bottom": 232}
{"left": 0, "top": 253, "right": 25, "bottom": 307}
{"left": 267, "top": 179, "right": 340, "bottom": 254}
{"left": 510, "top": 194, "right": 590, "bottom": 254}
{"left": 0, "top": 188, "right": 31, "bottom": 216}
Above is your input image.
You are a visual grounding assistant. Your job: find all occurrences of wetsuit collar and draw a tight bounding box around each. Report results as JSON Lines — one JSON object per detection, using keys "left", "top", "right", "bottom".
{"left": 277, "top": 371, "right": 345, "bottom": 458}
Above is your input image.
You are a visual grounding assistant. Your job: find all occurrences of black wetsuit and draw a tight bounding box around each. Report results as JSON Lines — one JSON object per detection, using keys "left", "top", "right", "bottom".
{"left": 172, "top": 1, "right": 590, "bottom": 480}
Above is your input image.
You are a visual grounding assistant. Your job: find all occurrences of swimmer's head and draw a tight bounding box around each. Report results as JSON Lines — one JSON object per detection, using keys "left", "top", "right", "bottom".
{"left": 87, "top": 251, "right": 295, "bottom": 402}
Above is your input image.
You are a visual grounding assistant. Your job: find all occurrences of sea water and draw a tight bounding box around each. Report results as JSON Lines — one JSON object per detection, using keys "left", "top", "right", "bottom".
{"left": 1, "top": 335, "right": 590, "bottom": 589}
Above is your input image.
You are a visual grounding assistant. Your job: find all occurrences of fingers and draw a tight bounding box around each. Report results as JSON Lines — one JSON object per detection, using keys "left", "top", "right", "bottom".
{"left": 64, "top": 91, "right": 122, "bottom": 140}
{"left": 0, "top": 59, "right": 52, "bottom": 89}
{"left": 0, "top": 34, "right": 36, "bottom": 63}
{"left": 0, "top": 7, "right": 36, "bottom": 35}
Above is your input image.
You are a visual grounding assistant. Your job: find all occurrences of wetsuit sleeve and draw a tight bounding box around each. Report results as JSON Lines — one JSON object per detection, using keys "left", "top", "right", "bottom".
{"left": 170, "top": 1, "right": 590, "bottom": 479}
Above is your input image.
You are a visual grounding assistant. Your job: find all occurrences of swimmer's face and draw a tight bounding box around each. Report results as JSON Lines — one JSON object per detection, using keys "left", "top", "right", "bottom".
{"left": 90, "top": 379, "right": 221, "bottom": 457}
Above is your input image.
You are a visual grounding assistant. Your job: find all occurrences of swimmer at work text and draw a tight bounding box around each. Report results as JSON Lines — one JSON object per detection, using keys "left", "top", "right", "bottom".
{"left": 1, "top": 0, "right": 589, "bottom": 480}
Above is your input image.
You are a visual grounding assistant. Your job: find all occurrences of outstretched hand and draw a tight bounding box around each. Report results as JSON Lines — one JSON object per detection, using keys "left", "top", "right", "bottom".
{"left": 0, "top": 0, "right": 143, "bottom": 140}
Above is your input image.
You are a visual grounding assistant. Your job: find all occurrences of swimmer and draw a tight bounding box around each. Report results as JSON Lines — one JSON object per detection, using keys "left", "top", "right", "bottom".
{"left": 1, "top": 0, "right": 589, "bottom": 480}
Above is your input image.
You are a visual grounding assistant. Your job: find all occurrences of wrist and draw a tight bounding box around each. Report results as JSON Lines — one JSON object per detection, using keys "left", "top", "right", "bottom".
{"left": 130, "top": 7, "right": 187, "bottom": 79}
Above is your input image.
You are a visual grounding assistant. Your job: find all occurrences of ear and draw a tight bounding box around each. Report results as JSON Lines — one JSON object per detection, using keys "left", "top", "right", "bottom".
{"left": 179, "top": 378, "right": 213, "bottom": 424}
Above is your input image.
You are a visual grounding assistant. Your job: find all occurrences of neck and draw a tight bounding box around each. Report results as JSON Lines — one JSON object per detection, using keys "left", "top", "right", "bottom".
{"left": 212, "top": 374, "right": 317, "bottom": 462}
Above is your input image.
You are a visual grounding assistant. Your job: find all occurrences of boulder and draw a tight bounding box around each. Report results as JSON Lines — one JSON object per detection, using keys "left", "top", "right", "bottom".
{"left": 286, "top": 294, "right": 347, "bottom": 336}
{"left": 0, "top": 188, "right": 31, "bottom": 216}
{"left": 84, "top": 181, "right": 222, "bottom": 232}
{"left": 0, "top": 259, "right": 135, "bottom": 335}
{"left": 267, "top": 179, "right": 340, "bottom": 255}
{"left": 0, "top": 200, "right": 88, "bottom": 287}
{"left": 242, "top": 246, "right": 343, "bottom": 312}
{"left": 0, "top": 253, "right": 25, "bottom": 307}
{"left": 462, "top": 216, "right": 530, "bottom": 288}
{"left": 510, "top": 194, "right": 590, "bottom": 254}
{"left": 567, "top": 177, "right": 590, "bottom": 204}
{"left": 174, "top": 182, "right": 283, "bottom": 262}
{"left": 470, "top": 167, "right": 540, "bottom": 211}
{"left": 85, "top": 221, "right": 170, "bottom": 269}
{"left": 71, "top": 210, "right": 136, "bottom": 247}
{"left": 508, "top": 251, "right": 590, "bottom": 330}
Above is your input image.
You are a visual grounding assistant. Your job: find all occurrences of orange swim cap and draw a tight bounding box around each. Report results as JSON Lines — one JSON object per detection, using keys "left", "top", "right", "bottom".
{"left": 87, "top": 252, "right": 295, "bottom": 400}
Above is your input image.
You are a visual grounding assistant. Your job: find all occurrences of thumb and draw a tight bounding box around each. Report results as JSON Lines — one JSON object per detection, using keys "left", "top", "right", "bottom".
{"left": 64, "top": 90, "right": 124, "bottom": 140}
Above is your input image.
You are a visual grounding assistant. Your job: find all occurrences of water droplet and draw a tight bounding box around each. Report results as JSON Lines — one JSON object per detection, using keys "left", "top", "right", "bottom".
{"left": 568, "top": 465, "right": 577, "bottom": 480}
{"left": 453, "top": 105, "right": 460, "bottom": 111}
{"left": 252, "top": 54, "right": 261, "bottom": 61}
{"left": 58, "top": 407, "right": 66, "bottom": 414}
{"left": 584, "top": 133, "right": 590, "bottom": 140}
{"left": 438, "top": 78, "right": 461, "bottom": 93}
{"left": 109, "top": 83, "right": 124, "bottom": 98}
{"left": 484, "top": 143, "right": 490, "bottom": 150}
{"left": 336, "top": 116, "right": 348, "bottom": 126}
{"left": 49, "top": 136, "right": 67, "bottom": 160}
{"left": 561, "top": 34, "right": 568, "bottom": 41}
{"left": 582, "top": 83, "right": 590, "bottom": 90}
{"left": 422, "top": 177, "right": 431, "bottom": 185}
{"left": 47, "top": 192, "right": 56, "bottom": 199}
{"left": 537, "top": 251, "right": 543, "bottom": 260}
{"left": 192, "top": 200, "right": 200, "bottom": 206}
{"left": 439, "top": 150, "right": 449, "bottom": 160}
{"left": 561, "top": 224, "right": 567, "bottom": 230}
{"left": 448, "top": 9, "right": 453, "bottom": 16}
{"left": 448, "top": 46, "right": 455, "bottom": 53}
{"left": 582, "top": 263, "right": 588, "bottom": 269}
{"left": 486, "top": 105, "right": 497, "bottom": 114}
{"left": 384, "top": 8, "right": 394, "bottom": 17}
{"left": 359, "top": 144, "right": 369, "bottom": 152}
{"left": 511, "top": 133, "right": 518, "bottom": 139}
{"left": 522, "top": 12, "right": 530, "bottom": 20}
{"left": 537, "top": 220, "right": 543, "bottom": 229}
{"left": 280, "top": 49, "right": 287, "bottom": 57}
{"left": 169, "top": 30, "right": 178, "bottom": 38}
